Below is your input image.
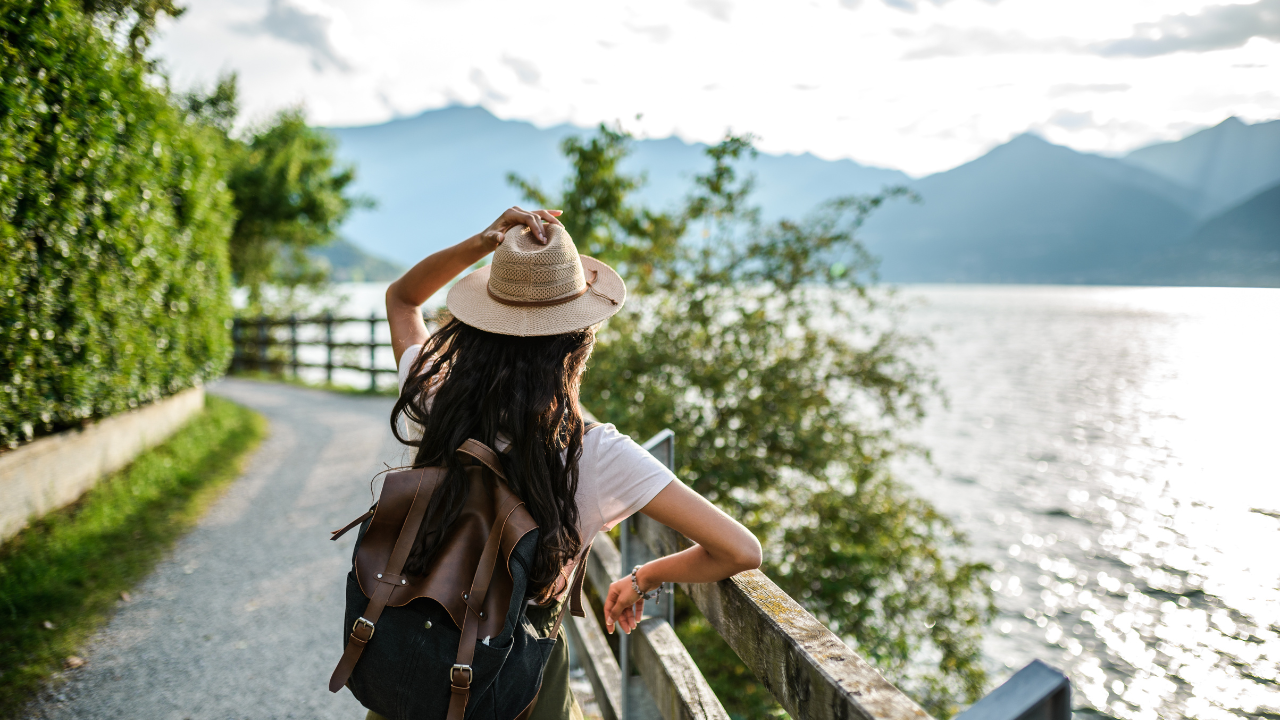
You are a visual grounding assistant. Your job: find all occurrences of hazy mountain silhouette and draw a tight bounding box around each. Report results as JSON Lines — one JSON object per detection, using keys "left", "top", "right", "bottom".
{"left": 1157, "top": 181, "right": 1280, "bottom": 286}
{"left": 309, "top": 238, "right": 403, "bottom": 282}
{"left": 1123, "top": 117, "right": 1280, "bottom": 218}
{"left": 328, "top": 106, "right": 907, "bottom": 266}
{"left": 858, "top": 134, "right": 1200, "bottom": 283}
{"left": 327, "top": 107, "right": 1278, "bottom": 287}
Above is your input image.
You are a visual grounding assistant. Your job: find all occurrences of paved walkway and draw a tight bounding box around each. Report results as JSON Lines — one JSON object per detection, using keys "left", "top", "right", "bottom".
{"left": 27, "top": 379, "right": 410, "bottom": 720}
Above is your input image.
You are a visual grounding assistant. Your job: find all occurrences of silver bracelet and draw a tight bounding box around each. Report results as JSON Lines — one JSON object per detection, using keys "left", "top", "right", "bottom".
{"left": 630, "top": 564, "right": 660, "bottom": 603}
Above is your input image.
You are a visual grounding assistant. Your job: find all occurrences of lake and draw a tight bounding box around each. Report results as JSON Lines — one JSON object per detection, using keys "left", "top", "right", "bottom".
{"left": 311, "top": 282, "right": 1280, "bottom": 718}
{"left": 894, "top": 285, "right": 1280, "bottom": 720}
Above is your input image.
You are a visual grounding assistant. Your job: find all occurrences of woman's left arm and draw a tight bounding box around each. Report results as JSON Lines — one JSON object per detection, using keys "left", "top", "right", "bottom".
{"left": 386, "top": 206, "right": 562, "bottom": 365}
{"left": 601, "top": 480, "right": 762, "bottom": 634}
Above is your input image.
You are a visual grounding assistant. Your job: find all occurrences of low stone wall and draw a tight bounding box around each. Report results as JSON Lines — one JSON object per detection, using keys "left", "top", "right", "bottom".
{"left": 0, "top": 387, "right": 206, "bottom": 542}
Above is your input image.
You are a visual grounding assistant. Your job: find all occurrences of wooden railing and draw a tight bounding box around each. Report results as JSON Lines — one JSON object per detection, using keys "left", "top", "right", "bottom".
{"left": 230, "top": 314, "right": 397, "bottom": 390}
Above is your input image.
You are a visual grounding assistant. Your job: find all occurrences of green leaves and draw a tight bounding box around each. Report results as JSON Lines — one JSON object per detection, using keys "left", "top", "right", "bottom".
{"left": 514, "top": 125, "right": 990, "bottom": 716}
{"left": 0, "top": 0, "right": 233, "bottom": 448}
{"left": 225, "top": 104, "right": 369, "bottom": 310}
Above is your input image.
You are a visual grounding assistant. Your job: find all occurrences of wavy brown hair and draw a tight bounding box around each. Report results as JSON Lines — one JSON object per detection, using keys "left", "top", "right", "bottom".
{"left": 390, "top": 316, "right": 595, "bottom": 601}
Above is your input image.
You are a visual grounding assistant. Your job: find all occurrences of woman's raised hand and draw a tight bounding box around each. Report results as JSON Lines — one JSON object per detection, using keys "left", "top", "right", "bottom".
{"left": 479, "top": 206, "right": 563, "bottom": 250}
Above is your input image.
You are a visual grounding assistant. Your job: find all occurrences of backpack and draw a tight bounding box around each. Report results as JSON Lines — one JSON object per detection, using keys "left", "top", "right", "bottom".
{"left": 328, "top": 436, "right": 594, "bottom": 720}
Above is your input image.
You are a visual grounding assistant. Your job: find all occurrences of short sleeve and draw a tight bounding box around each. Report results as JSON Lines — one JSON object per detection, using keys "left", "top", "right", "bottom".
{"left": 397, "top": 344, "right": 423, "bottom": 393}
{"left": 582, "top": 424, "right": 676, "bottom": 531}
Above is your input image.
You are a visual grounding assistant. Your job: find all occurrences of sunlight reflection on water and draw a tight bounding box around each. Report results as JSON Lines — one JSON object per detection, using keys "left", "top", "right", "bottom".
{"left": 894, "top": 285, "right": 1280, "bottom": 720}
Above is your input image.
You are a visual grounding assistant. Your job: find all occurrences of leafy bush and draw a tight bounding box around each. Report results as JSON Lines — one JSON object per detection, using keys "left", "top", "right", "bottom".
{"left": 0, "top": 0, "right": 235, "bottom": 449}
{"left": 514, "top": 127, "right": 994, "bottom": 716}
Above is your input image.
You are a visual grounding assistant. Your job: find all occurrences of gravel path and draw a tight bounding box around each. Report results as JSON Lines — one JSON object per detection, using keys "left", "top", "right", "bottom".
{"left": 26, "top": 379, "right": 410, "bottom": 720}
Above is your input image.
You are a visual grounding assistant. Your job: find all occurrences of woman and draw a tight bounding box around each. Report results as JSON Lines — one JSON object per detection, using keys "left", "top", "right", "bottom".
{"left": 382, "top": 206, "right": 761, "bottom": 719}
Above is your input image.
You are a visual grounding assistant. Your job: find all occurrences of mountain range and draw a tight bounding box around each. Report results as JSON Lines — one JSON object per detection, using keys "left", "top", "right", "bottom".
{"left": 326, "top": 107, "right": 1280, "bottom": 287}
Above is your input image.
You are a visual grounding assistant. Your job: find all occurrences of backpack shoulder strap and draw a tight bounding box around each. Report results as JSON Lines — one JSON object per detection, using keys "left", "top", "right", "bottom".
{"left": 329, "top": 467, "right": 439, "bottom": 692}
{"left": 457, "top": 438, "right": 506, "bottom": 479}
{"left": 585, "top": 421, "right": 602, "bottom": 433}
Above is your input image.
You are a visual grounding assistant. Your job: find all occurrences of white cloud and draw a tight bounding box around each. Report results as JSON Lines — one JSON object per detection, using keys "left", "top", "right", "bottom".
{"left": 625, "top": 22, "right": 674, "bottom": 43}
{"left": 501, "top": 56, "right": 541, "bottom": 86}
{"left": 1049, "top": 83, "right": 1132, "bottom": 97}
{"left": 900, "top": 26, "right": 1079, "bottom": 59}
{"left": 688, "top": 0, "right": 732, "bottom": 22}
{"left": 150, "top": 0, "right": 1280, "bottom": 176}
{"left": 234, "top": 0, "right": 352, "bottom": 72}
{"left": 1096, "top": 0, "right": 1280, "bottom": 57}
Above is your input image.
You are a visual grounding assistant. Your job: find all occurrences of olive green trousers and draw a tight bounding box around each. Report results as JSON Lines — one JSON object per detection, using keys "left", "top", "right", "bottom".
{"left": 363, "top": 600, "right": 583, "bottom": 720}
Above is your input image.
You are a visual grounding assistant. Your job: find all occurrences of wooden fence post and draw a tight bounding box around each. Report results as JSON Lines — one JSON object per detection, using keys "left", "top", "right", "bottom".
{"left": 289, "top": 314, "right": 299, "bottom": 378}
{"left": 325, "top": 312, "right": 334, "bottom": 385}
{"left": 368, "top": 311, "right": 378, "bottom": 392}
{"left": 256, "top": 315, "right": 268, "bottom": 373}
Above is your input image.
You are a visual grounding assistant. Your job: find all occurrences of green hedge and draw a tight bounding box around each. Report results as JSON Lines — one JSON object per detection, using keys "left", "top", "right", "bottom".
{"left": 0, "top": 0, "right": 235, "bottom": 449}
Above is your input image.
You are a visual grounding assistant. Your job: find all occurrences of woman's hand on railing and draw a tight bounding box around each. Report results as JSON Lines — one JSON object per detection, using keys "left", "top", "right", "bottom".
{"left": 602, "top": 479, "right": 763, "bottom": 634}
{"left": 603, "top": 571, "right": 654, "bottom": 635}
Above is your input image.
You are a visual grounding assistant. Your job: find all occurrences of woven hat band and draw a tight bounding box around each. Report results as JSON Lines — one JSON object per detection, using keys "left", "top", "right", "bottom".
{"left": 486, "top": 269, "right": 617, "bottom": 308}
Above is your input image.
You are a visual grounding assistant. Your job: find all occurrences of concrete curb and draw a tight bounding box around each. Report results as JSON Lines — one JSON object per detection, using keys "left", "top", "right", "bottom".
{"left": 0, "top": 386, "right": 206, "bottom": 542}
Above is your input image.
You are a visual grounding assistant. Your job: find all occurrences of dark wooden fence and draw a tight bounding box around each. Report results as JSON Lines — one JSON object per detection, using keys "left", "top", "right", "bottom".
{"left": 231, "top": 313, "right": 396, "bottom": 390}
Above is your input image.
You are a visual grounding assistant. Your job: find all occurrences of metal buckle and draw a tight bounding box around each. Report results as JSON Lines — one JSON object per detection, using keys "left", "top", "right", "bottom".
{"left": 450, "top": 663, "right": 473, "bottom": 688}
{"left": 351, "top": 616, "right": 376, "bottom": 640}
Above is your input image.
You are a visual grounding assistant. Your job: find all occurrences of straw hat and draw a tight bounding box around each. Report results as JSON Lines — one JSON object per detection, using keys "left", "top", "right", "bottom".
{"left": 447, "top": 223, "right": 627, "bottom": 337}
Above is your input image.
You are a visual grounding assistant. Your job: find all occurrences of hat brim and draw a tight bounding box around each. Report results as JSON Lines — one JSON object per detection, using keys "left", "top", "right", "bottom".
{"left": 446, "top": 256, "right": 627, "bottom": 337}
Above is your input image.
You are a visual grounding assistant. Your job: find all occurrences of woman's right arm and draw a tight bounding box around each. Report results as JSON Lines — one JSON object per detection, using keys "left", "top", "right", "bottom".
{"left": 385, "top": 206, "right": 562, "bottom": 365}
{"left": 602, "top": 480, "right": 762, "bottom": 634}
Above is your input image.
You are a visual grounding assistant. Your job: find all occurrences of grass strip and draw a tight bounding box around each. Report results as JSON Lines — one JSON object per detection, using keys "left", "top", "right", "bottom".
{"left": 0, "top": 395, "right": 266, "bottom": 718}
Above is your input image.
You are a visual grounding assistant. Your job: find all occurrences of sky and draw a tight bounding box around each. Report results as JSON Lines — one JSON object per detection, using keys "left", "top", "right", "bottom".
{"left": 151, "top": 0, "right": 1280, "bottom": 177}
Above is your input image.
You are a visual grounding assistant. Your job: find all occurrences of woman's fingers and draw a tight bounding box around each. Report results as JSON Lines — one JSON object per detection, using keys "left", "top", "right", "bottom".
{"left": 502, "top": 205, "right": 545, "bottom": 242}
{"left": 616, "top": 606, "right": 636, "bottom": 634}
{"left": 488, "top": 206, "right": 563, "bottom": 244}
{"left": 604, "top": 583, "right": 622, "bottom": 632}
{"left": 533, "top": 208, "right": 564, "bottom": 227}
{"left": 604, "top": 578, "right": 649, "bottom": 634}
{"left": 522, "top": 211, "right": 547, "bottom": 242}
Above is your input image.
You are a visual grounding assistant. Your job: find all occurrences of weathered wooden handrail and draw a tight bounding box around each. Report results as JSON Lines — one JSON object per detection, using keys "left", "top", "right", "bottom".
{"left": 567, "top": 591, "right": 624, "bottom": 720}
{"left": 630, "top": 617, "right": 726, "bottom": 720}
{"left": 632, "top": 512, "right": 932, "bottom": 720}
{"left": 571, "top": 528, "right": 730, "bottom": 720}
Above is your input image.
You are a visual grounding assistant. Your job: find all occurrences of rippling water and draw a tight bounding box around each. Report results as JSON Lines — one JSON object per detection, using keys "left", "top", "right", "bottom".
{"left": 893, "top": 286, "right": 1280, "bottom": 720}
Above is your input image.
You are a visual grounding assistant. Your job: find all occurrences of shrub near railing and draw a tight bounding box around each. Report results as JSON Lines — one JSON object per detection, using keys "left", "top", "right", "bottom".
{"left": 0, "top": 0, "right": 235, "bottom": 449}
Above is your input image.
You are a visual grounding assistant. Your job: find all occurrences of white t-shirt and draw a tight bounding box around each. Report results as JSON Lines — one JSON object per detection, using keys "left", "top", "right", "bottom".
{"left": 396, "top": 344, "right": 674, "bottom": 592}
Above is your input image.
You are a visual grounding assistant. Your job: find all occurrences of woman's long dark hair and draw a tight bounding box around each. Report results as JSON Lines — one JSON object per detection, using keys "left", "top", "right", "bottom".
{"left": 390, "top": 316, "right": 595, "bottom": 601}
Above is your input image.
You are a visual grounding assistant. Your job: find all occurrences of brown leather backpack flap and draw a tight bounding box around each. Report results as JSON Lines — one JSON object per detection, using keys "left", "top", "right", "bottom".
{"left": 355, "top": 465, "right": 537, "bottom": 639}
{"left": 352, "top": 465, "right": 445, "bottom": 592}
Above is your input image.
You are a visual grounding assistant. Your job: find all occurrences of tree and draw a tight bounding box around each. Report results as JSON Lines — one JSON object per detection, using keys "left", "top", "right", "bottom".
{"left": 225, "top": 108, "right": 367, "bottom": 308}
{"left": 512, "top": 127, "right": 994, "bottom": 717}
{"left": 179, "top": 72, "right": 238, "bottom": 137}
{"left": 79, "top": 0, "right": 185, "bottom": 61}
{"left": 178, "top": 76, "right": 369, "bottom": 310}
